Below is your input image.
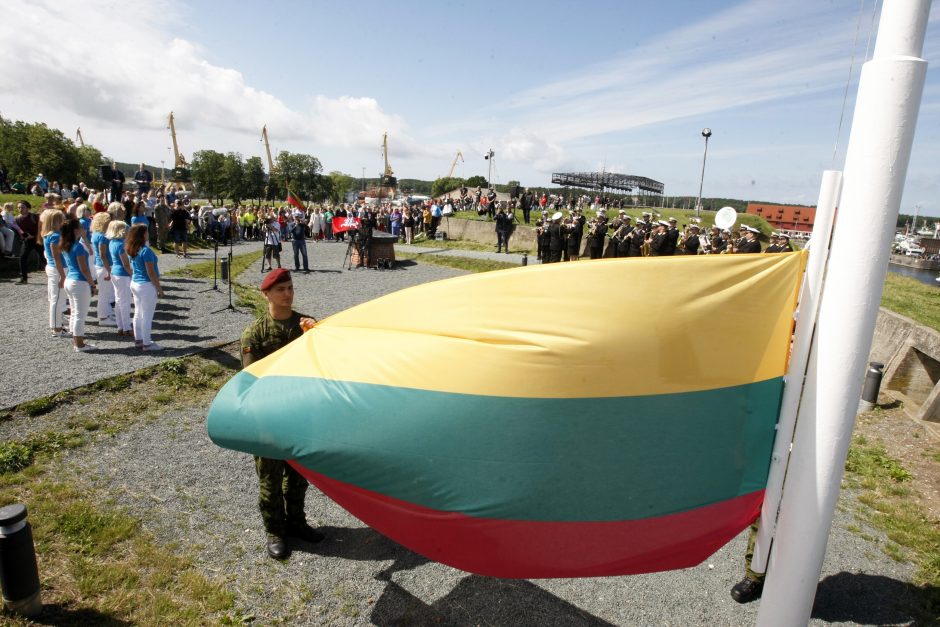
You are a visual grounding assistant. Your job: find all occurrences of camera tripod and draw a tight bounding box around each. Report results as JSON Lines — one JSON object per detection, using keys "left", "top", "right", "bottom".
{"left": 341, "top": 229, "right": 366, "bottom": 270}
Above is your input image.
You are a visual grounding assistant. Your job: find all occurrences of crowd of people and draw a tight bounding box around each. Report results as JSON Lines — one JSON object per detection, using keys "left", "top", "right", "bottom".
{"left": 9, "top": 193, "right": 165, "bottom": 353}
{"left": 529, "top": 208, "right": 790, "bottom": 264}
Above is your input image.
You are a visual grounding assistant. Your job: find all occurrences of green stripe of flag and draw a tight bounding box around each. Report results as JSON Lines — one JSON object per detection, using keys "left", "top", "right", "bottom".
{"left": 208, "top": 372, "right": 781, "bottom": 522}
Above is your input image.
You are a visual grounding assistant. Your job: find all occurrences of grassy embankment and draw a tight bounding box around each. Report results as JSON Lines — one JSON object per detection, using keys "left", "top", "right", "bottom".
{"left": 0, "top": 352, "right": 245, "bottom": 625}
{"left": 843, "top": 426, "right": 940, "bottom": 623}
{"left": 881, "top": 273, "right": 940, "bottom": 331}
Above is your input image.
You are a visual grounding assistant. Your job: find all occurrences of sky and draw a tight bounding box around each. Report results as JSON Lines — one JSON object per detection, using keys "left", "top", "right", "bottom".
{"left": 1, "top": 0, "right": 938, "bottom": 214}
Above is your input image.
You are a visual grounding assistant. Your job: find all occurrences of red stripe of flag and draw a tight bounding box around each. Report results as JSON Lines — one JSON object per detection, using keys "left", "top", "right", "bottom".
{"left": 290, "top": 461, "right": 763, "bottom": 579}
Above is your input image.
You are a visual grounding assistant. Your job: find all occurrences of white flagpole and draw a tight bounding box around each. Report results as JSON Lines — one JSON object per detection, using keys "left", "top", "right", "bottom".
{"left": 757, "top": 2, "right": 930, "bottom": 625}
{"left": 750, "top": 170, "right": 842, "bottom": 574}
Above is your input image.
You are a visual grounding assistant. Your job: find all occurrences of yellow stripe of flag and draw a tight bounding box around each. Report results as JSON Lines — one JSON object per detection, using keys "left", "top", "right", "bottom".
{"left": 246, "top": 251, "right": 807, "bottom": 398}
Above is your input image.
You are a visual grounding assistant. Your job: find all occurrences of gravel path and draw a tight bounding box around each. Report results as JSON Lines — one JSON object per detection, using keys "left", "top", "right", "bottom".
{"left": 61, "top": 395, "right": 918, "bottom": 626}
{"left": 0, "top": 237, "right": 469, "bottom": 410}
{"left": 0, "top": 241, "right": 264, "bottom": 409}
{"left": 241, "top": 239, "right": 466, "bottom": 320}
{"left": 3, "top": 239, "right": 924, "bottom": 625}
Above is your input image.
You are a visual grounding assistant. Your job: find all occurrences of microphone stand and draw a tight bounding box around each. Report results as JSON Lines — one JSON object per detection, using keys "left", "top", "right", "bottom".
{"left": 211, "top": 226, "right": 239, "bottom": 313}
{"left": 199, "top": 240, "right": 219, "bottom": 292}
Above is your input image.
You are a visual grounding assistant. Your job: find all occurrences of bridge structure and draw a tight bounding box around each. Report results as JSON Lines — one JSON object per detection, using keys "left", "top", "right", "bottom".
{"left": 551, "top": 171, "right": 664, "bottom": 200}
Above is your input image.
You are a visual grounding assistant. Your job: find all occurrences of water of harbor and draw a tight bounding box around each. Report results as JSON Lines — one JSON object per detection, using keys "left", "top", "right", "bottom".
{"left": 888, "top": 262, "right": 939, "bottom": 286}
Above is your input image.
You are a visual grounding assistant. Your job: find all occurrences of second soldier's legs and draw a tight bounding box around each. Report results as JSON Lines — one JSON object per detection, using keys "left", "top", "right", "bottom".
{"left": 731, "top": 522, "right": 765, "bottom": 603}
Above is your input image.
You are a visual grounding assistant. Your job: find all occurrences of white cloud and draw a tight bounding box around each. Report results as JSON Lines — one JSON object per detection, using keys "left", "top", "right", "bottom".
{"left": 496, "top": 129, "right": 567, "bottom": 172}
{"left": 493, "top": 0, "right": 872, "bottom": 142}
{"left": 0, "top": 0, "right": 411, "bottom": 156}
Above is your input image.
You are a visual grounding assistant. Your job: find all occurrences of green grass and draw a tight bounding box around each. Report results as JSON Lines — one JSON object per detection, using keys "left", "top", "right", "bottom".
{"left": 845, "top": 436, "right": 914, "bottom": 483}
{"left": 0, "top": 430, "right": 84, "bottom": 473}
{"left": 844, "top": 434, "right": 940, "bottom": 621}
{"left": 410, "top": 235, "right": 534, "bottom": 255}
{"left": 881, "top": 273, "right": 940, "bottom": 331}
{"left": 166, "top": 249, "right": 263, "bottom": 280}
{"left": 397, "top": 252, "right": 519, "bottom": 274}
{"left": 0, "top": 471, "right": 235, "bottom": 625}
{"left": 20, "top": 393, "right": 64, "bottom": 416}
{"left": 0, "top": 192, "right": 60, "bottom": 209}
{"left": 0, "top": 349, "right": 243, "bottom": 623}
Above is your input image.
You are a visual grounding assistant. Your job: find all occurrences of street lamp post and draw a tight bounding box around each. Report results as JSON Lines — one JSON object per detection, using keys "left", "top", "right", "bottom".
{"left": 485, "top": 149, "right": 494, "bottom": 188}
{"left": 695, "top": 128, "right": 712, "bottom": 217}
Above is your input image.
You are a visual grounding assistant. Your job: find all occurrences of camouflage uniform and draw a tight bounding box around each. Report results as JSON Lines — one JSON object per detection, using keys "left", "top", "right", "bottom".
{"left": 241, "top": 309, "right": 310, "bottom": 537}
{"left": 743, "top": 522, "right": 765, "bottom": 582}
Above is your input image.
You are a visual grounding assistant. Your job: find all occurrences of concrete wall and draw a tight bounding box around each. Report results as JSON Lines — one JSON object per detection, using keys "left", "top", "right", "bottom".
{"left": 439, "top": 217, "right": 537, "bottom": 251}
{"left": 871, "top": 307, "right": 940, "bottom": 423}
{"left": 888, "top": 253, "right": 940, "bottom": 270}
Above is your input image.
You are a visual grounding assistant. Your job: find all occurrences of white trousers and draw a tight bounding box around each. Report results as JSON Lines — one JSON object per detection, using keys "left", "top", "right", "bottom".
{"left": 94, "top": 265, "right": 114, "bottom": 320}
{"left": 112, "top": 275, "right": 132, "bottom": 332}
{"left": 0, "top": 226, "right": 13, "bottom": 254}
{"left": 45, "top": 265, "right": 67, "bottom": 329}
{"left": 131, "top": 281, "right": 157, "bottom": 345}
{"left": 64, "top": 278, "right": 91, "bottom": 338}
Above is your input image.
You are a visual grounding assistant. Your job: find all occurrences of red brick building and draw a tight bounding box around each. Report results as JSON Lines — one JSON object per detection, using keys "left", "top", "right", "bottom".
{"left": 746, "top": 203, "right": 816, "bottom": 235}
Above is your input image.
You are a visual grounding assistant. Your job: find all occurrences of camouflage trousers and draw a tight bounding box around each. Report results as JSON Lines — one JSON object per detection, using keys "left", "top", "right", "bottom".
{"left": 744, "top": 521, "right": 765, "bottom": 582}
{"left": 255, "top": 456, "right": 308, "bottom": 537}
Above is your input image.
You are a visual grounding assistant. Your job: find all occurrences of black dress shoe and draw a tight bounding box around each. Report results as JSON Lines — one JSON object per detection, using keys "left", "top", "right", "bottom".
{"left": 266, "top": 534, "right": 290, "bottom": 560}
{"left": 730, "top": 577, "right": 763, "bottom": 603}
{"left": 286, "top": 522, "right": 325, "bottom": 544}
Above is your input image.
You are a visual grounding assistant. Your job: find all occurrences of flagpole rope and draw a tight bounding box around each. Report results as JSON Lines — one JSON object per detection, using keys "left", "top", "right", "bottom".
{"left": 831, "top": 0, "right": 871, "bottom": 166}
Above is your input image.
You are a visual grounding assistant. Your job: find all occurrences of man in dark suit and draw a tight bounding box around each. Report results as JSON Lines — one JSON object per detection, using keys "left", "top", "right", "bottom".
{"left": 663, "top": 218, "right": 680, "bottom": 255}
{"left": 735, "top": 226, "right": 763, "bottom": 253}
{"left": 495, "top": 206, "right": 515, "bottom": 253}
{"left": 110, "top": 162, "right": 125, "bottom": 202}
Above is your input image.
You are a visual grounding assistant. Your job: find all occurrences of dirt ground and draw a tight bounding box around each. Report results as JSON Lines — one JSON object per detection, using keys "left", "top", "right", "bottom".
{"left": 856, "top": 391, "right": 940, "bottom": 521}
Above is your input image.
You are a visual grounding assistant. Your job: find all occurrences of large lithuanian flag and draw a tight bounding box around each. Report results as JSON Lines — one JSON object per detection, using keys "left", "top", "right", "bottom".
{"left": 208, "top": 251, "right": 806, "bottom": 578}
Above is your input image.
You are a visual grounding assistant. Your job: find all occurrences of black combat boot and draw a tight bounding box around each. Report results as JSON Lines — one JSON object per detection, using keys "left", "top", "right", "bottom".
{"left": 266, "top": 534, "right": 289, "bottom": 560}
{"left": 730, "top": 577, "right": 763, "bottom": 603}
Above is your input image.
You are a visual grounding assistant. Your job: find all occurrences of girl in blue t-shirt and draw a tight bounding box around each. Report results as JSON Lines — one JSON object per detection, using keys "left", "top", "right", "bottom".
{"left": 125, "top": 224, "right": 164, "bottom": 351}
{"left": 60, "top": 218, "right": 98, "bottom": 352}
{"left": 106, "top": 220, "right": 134, "bottom": 336}
{"left": 89, "top": 212, "right": 115, "bottom": 326}
{"left": 130, "top": 201, "right": 150, "bottom": 227}
{"left": 41, "top": 209, "right": 68, "bottom": 337}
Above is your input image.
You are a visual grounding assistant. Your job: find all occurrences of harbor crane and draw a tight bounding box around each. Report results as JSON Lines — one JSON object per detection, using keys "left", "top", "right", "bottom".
{"left": 445, "top": 150, "right": 464, "bottom": 179}
{"left": 261, "top": 125, "right": 276, "bottom": 173}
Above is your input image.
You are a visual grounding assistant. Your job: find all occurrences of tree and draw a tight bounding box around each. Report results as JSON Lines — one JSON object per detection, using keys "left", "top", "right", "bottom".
{"left": 25, "top": 123, "right": 79, "bottom": 185}
{"left": 190, "top": 150, "right": 227, "bottom": 204}
{"left": 327, "top": 170, "right": 356, "bottom": 203}
{"left": 221, "top": 152, "right": 247, "bottom": 205}
{"left": 274, "top": 151, "right": 323, "bottom": 201}
{"left": 0, "top": 116, "right": 104, "bottom": 186}
{"left": 431, "top": 176, "right": 465, "bottom": 198}
{"left": 76, "top": 145, "right": 106, "bottom": 185}
{"left": 464, "top": 175, "right": 488, "bottom": 188}
{"left": 244, "top": 156, "right": 267, "bottom": 202}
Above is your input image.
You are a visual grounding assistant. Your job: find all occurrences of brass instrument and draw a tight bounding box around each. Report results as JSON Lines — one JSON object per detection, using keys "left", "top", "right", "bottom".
{"left": 588, "top": 219, "right": 604, "bottom": 239}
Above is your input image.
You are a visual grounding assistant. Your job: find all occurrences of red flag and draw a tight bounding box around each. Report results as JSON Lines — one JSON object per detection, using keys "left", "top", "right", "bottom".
{"left": 286, "top": 190, "right": 305, "bottom": 210}
{"left": 332, "top": 215, "right": 361, "bottom": 233}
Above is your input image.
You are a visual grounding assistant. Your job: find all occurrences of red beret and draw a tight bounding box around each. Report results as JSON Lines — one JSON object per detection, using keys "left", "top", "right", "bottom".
{"left": 260, "top": 268, "right": 291, "bottom": 291}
